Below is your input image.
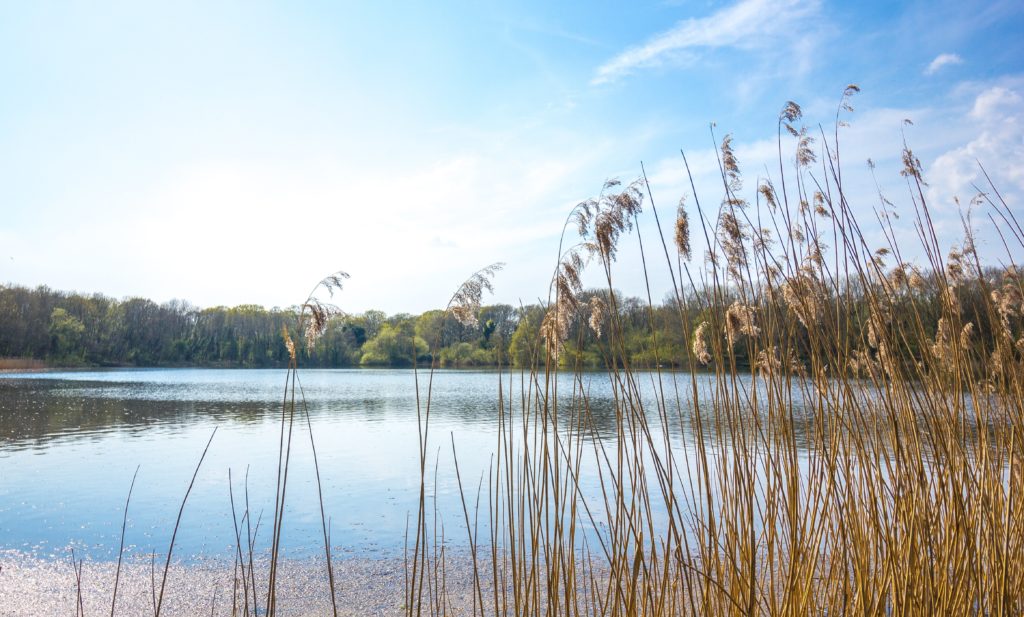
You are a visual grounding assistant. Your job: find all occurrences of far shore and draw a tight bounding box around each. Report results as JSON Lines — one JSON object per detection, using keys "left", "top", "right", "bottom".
{"left": 0, "top": 357, "right": 47, "bottom": 371}
{"left": 0, "top": 361, "right": 703, "bottom": 374}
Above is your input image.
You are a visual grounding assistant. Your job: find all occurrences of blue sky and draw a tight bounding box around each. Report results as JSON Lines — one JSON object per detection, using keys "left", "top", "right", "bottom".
{"left": 1, "top": 0, "right": 1022, "bottom": 313}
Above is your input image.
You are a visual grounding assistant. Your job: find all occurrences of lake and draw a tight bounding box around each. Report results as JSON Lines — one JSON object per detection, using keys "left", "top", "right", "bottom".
{"left": 0, "top": 367, "right": 777, "bottom": 564}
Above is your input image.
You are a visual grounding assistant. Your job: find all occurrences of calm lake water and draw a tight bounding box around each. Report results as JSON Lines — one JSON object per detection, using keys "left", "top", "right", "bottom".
{"left": 0, "top": 368, "right": 775, "bottom": 563}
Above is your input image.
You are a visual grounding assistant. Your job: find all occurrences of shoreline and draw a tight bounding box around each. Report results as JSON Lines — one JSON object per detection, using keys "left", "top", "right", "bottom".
{"left": 0, "top": 550, "right": 432, "bottom": 616}
{"left": 0, "top": 358, "right": 47, "bottom": 371}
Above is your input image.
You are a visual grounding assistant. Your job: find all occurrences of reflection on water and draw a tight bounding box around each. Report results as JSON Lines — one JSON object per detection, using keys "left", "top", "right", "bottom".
{"left": 0, "top": 368, "right": 815, "bottom": 562}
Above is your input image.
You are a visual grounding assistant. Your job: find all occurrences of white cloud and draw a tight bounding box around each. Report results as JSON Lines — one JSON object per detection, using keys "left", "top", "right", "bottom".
{"left": 924, "top": 53, "right": 964, "bottom": 76}
{"left": 592, "top": 0, "right": 821, "bottom": 85}
{"left": 969, "top": 85, "right": 1022, "bottom": 119}
{"left": 928, "top": 85, "right": 1024, "bottom": 206}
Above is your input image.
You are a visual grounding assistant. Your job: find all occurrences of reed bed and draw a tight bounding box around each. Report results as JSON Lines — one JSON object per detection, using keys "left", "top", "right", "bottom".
{"left": 44, "top": 87, "right": 1022, "bottom": 616}
{"left": 408, "top": 88, "right": 1024, "bottom": 616}
{"left": 0, "top": 357, "right": 47, "bottom": 370}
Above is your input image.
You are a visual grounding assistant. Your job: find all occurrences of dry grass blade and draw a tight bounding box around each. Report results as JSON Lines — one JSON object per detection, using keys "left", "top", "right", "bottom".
{"left": 155, "top": 427, "right": 217, "bottom": 617}
{"left": 110, "top": 465, "right": 140, "bottom": 617}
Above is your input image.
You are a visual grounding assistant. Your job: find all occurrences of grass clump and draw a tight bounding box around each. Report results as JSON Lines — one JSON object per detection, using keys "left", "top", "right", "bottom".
{"left": 408, "top": 87, "right": 1024, "bottom": 616}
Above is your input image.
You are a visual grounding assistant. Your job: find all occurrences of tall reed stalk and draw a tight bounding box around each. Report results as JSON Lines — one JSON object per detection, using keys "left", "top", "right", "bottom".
{"left": 264, "top": 271, "right": 348, "bottom": 616}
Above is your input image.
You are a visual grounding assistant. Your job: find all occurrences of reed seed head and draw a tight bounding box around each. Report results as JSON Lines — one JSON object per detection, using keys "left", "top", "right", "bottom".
{"left": 674, "top": 197, "right": 691, "bottom": 261}
{"left": 960, "top": 322, "right": 975, "bottom": 350}
{"left": 780, "top": 100, "right": 802, "bottom": 124}
{"left": 900, "top": 146, "right": 926, "bottom": 184}
{"left": 718, "top": 210, "right": 748, "bottom": 278}
{"left": 930, "top": 317, "right": 968, "bottom": 365}
{"left": 758, "top": 180, "right": 778, "bottom": 211}
{"left": 588, "top": 297, "right": 606, "bottom": 338}
{"left": 720, "top": 134, "right": 742, "bottom": 192}
{"left": 909, "top": 267, "right": 928, "bottom": 293}
{"left": 756, "top": 346, "right": 782, "bottom": 373}
{"left": 782, "top": 274, "right": 823, "bottom": 329}
{"left": 541, "top": 302, "right": 571, "bottom": 360}
{"left": 813, "top": 191, "right": 829, "bottom": 217}
{"left": 692, "top": 321, "right": 711, "bottom": 365}
{"left": 991, "top": 281, "right": 1022, "bottom": 335}
{"left": 796, "top": 128, "right": 816, "bottom": 167}
{"left": 303, "top": 298, "right": 340, "bottom": 349}
{"left": 888, "top": 265, "right": 909, "bottom": 290}
{"left": 449, "top": 263, "right": 504, "bottom": 327}
{"left": 725, "top": 301, "right": 759, "bottom": 346}
{"left": 320, "top": 271, "right": 350, "bottom": 297}
{"left": 586, "top": 181, "right": 644, "bottom": 262}
{"left": 283, "top": 326, "right": 296, "bottom": 362}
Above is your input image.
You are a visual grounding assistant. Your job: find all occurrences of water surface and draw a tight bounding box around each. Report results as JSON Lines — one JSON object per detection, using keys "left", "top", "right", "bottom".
{"left": 0, "top": 367, "right": 800, "bottom": 562}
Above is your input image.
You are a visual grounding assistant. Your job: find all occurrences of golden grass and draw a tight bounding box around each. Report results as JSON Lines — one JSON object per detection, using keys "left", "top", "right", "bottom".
{"left": 407, "top": 89, "right": 1024, "bottom": 616}
{"left": 0, "top": 357, "right": 47, "bottom": 370}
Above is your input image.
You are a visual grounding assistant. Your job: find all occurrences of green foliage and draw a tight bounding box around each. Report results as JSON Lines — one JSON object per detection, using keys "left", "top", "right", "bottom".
{"left": 359, "top": 322, "right": 428, "bottom": 366}
{"left": 508, "top": 306, "right": 544, "bottom": 368}
{"left": 49, "top": 307, "right": 85, "bottom": 362}
{"left": 438, "top": 342, "right": 494, "bottom": 367}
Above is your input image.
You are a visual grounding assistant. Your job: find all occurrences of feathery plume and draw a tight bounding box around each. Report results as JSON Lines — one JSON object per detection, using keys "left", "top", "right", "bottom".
{"left": 283, "top": 326, "right": 296, "bottom": 362}
{"left": 960, "top": 322, "right": 975, "bottom": 351}
{"left": 725, "top": 302, "right": 759, "bottom": 346}
{"left": 300, "top": 270, "right": 350, "bottom": 349}
{"left": 780, "top": 100, "right": 802, "bottom": 137}
{"left": 692, "top": 322, "right": 712, "bottom": 365}
{"left": 900, "top": 146, "right": 926, "bottom": 184}
{"left": 585, "top": 181, "right": 644, "bottom": 262}
{"left": 755, "top": 346, "right": 806, "bottom": 376}
{"left": 588, "top": 296, "right": 606, "bottom": 338}
{"left": 909, "top": 267, "right": 928, "bottom": 293}
{"left": 674, "top": 196, "right": 691, "bottom": 260}
{"left": 782, "top": 274, "right": 824, "bottom": 329}
{"left": 541, "top": 302, "right": 572, "bottom": 360}
{"left": 303, "top": 298, "right": 341, "bottom": 349}
{"left": 813, "top": 191, "right": 829, "bottom": 217}
{"left": 796, "top": 128, "right": 816, "bottom": 167}
{"left": 449, "top": 263, "right": 504, "bottom": 327}
{"left": 931, "top": 317, "right": 958, "bottom": 363}
{"left": 888, "top": 265, "right": 909, "bottom": 290}
{"left": 720, "top": 134, "right": 742, "bottom": 192}
{"left": 719, "top": 210, "right": 748, "bottom": 278}
{"left": 840, "top": 84, "right": 860, "bottom": 113}
{"left": 758, "top": 180, "right": 778, "bottom": 211}
{"left": 946, "top": 246, "right": 966, "bottom": 287}
{"left": 992, "top": 279, "right": 1023, "bottom": 335}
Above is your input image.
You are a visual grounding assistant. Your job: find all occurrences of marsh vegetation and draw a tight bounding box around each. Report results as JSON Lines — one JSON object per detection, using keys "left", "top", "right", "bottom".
{"left": 402, "top": 89, "right": 1024, "bottom": 616}
{"left": 2, "top": 88, "right": 1022, "bottom": 615}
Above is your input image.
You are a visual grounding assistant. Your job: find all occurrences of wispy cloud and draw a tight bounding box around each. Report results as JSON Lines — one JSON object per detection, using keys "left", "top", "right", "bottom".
{"left": 925, "top": 53, "right": 964, "bottom": 75}
{"left": 927, "top": 84, "right": 1024, "bottom": 216}
{"left": 592, "top": 0, "right": 821, "bottom": 85}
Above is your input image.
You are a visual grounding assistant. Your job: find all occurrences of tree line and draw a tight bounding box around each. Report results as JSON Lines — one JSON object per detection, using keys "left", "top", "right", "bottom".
{"left": 0, "top": 284, "right": 525, "bottom": 368}
{"left": 0, "top": 283, "right": 697, "bottom": 369}
{"left": 0, "top": 267, "right": 1013, "bottom": 371}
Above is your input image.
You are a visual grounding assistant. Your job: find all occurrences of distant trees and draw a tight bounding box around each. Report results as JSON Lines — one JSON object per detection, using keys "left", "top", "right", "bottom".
{"left": 0, "top": 285, "right": 299, "bottom": 368}
{"left": 5, "top": 268, "right": 1003, "bottom": 371}
{"left": 48, "top": 307, "right": 85, "bottom": 363}
{"left": 359, "top": 320, "right": 429, "bottom": 366}
{"left": 0, "top": 285, "right": 525, "bottom": 369}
